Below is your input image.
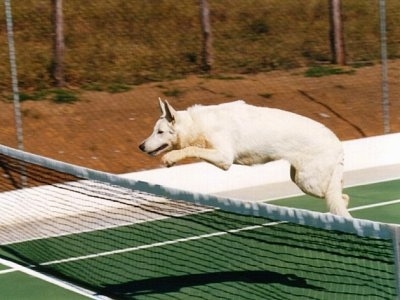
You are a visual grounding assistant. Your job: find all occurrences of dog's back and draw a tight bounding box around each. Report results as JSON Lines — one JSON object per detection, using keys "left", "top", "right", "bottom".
{"left": 186, "top": 100, "right": 341, "bottom": 167}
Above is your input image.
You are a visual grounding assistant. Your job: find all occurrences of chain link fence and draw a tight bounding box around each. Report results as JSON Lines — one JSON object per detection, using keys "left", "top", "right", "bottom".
{"left": 1, "top": 0, "right": 399, "bottom": 172}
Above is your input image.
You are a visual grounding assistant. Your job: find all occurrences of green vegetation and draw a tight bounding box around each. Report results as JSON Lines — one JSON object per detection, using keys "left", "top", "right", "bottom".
{"left": 162, "top": 88, "right": 184, "bottom": 98}
{"left": 19, "top": 90, "right": 49, "bottom": 102}
{"left": 259, "top": 93, "right": 273, "bottom": 99}
{"left": 9, "top": 89, "right": 77, "bottom": 103}
{"left": 0, "top": 0, "right": 399, "bottom": 93}
{"left": 106, "top": 83, "right": 131, "bottom": 94}
{"left": 200, "top": 74, "right": 245, "bottom": 80}
{"left": 51, "top": 89, "right": 78, "bottom": 104}
{"left": 304, "top": 65, "right": 355, "bottom": 77}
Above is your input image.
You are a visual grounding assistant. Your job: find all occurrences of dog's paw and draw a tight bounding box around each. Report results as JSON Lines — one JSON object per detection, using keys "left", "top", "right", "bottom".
{"left": 162, "top": 152, "right": 179, "bottom": 167}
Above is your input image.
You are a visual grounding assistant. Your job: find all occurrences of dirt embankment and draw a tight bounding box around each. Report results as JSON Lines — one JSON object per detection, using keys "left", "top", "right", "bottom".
{"left": 1, "top": 62, "right": 399, "bottom": 173}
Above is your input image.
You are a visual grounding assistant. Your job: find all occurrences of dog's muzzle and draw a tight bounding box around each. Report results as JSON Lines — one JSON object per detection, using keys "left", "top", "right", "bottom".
{"left": 139, "top": 143, "right": 168, "bottom": 156}
{"left": 138, "top": 142, "right": 146, "bottom": 152}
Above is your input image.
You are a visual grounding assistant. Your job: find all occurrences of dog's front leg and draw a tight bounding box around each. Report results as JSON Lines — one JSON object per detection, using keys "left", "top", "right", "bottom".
{"left": 162, "top": 147, "right": 233, "bottom": 170}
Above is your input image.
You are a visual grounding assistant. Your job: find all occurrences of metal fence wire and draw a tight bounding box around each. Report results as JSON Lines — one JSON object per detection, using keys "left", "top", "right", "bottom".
{"left": 1, "top": 0, "right": 399, "bottom": 172}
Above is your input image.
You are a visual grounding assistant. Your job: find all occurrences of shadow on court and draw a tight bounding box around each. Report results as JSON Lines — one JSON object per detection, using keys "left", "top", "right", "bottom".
{"left": 100, "top": 270, "right": 324, "bottom": 299}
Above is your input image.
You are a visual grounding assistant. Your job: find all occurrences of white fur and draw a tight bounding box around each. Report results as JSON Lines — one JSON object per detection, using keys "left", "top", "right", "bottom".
{"left": 139, "top": 99, "right": 351, "bottom": 217}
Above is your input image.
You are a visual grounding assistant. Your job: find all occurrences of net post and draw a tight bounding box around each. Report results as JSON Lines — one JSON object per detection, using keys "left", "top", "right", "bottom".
{"left": 392, "top": 225, "right": 400, "bottom": 299}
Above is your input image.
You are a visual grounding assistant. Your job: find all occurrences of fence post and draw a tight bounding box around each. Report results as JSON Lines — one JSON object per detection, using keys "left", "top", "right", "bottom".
{"left": 4, "top": 0, "right": 27, "bottom": 187}
{"left": 4, "top": 0, "right": 23, "bottom": 151}
{"left": 51, "top": 0, "right": 66, "bottom": 87}
{"left": 199, "top": 0, "right": 213, "bottom": 72}
{"left": 379, "top": 0, "right": 390, "bottom": 134}
{"left": 328, "top": 0, "right": 345, "bottom": 65}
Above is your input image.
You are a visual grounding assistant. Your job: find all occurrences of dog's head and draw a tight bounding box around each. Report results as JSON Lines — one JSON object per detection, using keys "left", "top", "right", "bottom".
{"left": 139, "top": 98, "right": 178, "bottom": 156}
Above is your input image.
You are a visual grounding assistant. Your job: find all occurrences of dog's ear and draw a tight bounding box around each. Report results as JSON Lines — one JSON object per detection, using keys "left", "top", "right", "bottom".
{"left": 158, "top": 98, "right": 176, "bottom": 123}
{"left": 163, "top": 100, "right": 176, "bottom": 123}
{"left": 158, "top": 97, "right": 167, "bottom": 116}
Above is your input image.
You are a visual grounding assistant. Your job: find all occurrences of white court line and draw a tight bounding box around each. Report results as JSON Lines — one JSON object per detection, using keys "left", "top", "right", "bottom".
{"left": 349, "top": 199, "right": 400, "bottom": 212}
{"left": 3, "top": 198, "right": 399, "bottom": 298}
{"left": 265, "top": 177, "right": 400, "bottom": 202}
{"left": 40, "top": 221, "right": 286, "bottom": 266}
{"left": 0, "top": 258, "right": 111, "bottom": 300}
{"left": 1, "top": 197, "right": 398, "bottom": 299}
{"left": 39, "top": 197, "right": 400, "bottom": 267}
{"left": 0, "top": 268, "right": 16, "bottom": 275}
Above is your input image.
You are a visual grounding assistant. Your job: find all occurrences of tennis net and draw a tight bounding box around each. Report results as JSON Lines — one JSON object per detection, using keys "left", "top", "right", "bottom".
{"left": 0, "top": 144, "right": 399, "bottom": 299}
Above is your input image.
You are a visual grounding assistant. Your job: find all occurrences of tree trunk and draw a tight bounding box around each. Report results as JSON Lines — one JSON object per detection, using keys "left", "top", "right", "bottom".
{"left": 51, "top": 0, "right": 65, "bottom": 87}
{"left": 329, "top": 0, "right": 345, "bottom": 65}
{"left": 199, "top": 0, "right": 213, "bottom": 72}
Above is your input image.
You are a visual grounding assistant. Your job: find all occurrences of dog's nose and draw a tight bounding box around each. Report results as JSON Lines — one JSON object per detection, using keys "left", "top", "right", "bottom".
{"left": 139, "top": 143, "right": 145, "bottom": 152}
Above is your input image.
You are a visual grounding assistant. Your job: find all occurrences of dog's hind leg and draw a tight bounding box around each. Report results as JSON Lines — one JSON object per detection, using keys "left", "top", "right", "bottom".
{"left": 324, "top": 163, "right": 351, "bottom": 218}
{"left": 290, "top": 163, "right": 351, "bottom": 218}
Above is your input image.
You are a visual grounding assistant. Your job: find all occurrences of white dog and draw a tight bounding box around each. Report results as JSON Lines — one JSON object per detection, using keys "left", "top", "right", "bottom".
{"left": 139, "top": 99, "right": 351, "bottom": 217}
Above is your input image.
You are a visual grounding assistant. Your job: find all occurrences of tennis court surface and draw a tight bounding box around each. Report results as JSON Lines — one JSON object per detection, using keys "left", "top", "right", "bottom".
{"left": 0, "top": 139, "right": 399, "bottom": 299}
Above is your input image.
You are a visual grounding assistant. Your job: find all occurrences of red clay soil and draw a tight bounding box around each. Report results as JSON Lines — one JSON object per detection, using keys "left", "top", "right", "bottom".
{"left": 1, "top": 62, "right": 399, "bottom": 173}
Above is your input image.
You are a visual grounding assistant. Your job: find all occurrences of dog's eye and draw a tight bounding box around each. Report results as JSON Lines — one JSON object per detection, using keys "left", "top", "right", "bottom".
{"left": 157, "top": 130, "right": 164, "bottom": 134}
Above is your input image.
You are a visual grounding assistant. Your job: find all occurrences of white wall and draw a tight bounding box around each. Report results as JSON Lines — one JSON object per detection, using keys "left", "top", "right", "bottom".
{"left": 343, "top": 133, "right": 400, "bottom": 170}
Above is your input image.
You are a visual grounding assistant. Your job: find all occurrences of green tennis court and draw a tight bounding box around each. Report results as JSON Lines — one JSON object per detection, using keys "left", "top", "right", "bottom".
{"left": 0, "top": 266, "right": 88, "bottom": 300}
{"left": 272, "top": 178, "right": 400, "bottom": 224}
{"left": 0, "top": 178, "right": 399, "bottom": 299}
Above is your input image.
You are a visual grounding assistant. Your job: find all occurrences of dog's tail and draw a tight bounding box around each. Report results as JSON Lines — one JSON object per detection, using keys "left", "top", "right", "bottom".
{"left": 325, "top": 155, "right": 352, "bottom": 218}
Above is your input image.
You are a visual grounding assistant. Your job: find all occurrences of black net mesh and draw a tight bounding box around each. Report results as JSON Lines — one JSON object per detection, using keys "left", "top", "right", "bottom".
{"left": 0, "top": 150, "right": 397, "bottom": 299}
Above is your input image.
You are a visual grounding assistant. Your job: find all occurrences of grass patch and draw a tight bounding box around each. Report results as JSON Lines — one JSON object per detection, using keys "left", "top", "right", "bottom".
{"left": 349, "top": 61, "right": 375, "bottom": 68}
{"left": 82, "top": 83, "right": 104, "bottom": 92}
{"left": 52, "top": 89, "right": 78, "bottom": 104}
{"left": 19, "top": 90, "right": 50, "bottom": 102}
{"left": 106, "top": 83, "right": 131, "bottom": 93}
{"left": 2, "top": 1, "right": 399, "bottom": 89}
{"left": 8, "top": 89, "right": 78, "bottom": 103}
{"left": 82, "top": 82, "right": 132, "bottom": 93}
{"left": 162, "top": 88, "right": 183, "bottom": 97}
{"left": 201, "top": 74, "right": 245, "bottom": 80}
{"left": 259, "top": 92, "right": 273, "bottom": 99}
{"left": 304, "top": 65, "right": 355, "bottom": 77}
